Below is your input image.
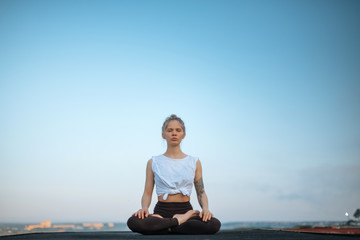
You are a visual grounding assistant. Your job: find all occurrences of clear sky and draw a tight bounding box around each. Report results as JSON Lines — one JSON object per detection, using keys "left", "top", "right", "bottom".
{"left": 0, "top": 0, "right": 359, "bottom": 223}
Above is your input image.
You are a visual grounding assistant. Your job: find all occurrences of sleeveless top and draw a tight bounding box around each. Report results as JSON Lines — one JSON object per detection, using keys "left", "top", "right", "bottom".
{"left": 152, "top": 154, "right": 198, "bottom": 200}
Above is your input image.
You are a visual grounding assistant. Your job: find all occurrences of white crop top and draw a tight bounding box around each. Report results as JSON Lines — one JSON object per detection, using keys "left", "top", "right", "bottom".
{"left": 152, "top": 154, "right": 198, "bottom": 200}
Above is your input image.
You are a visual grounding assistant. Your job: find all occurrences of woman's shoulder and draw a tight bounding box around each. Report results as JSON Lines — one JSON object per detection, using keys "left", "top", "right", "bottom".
{"left": 150, "top": 154, "right": 165, "bottom": 166}
{"left": 151, "top": 154, "right": 163, "bottom": 162}
{"left": 146, "top": 158, "right": 152, "bottom": 167}
{"left": 185, "top": 155, "right": 199, "bottom": 167}
{"left": 187, "top": 154, "right": 199, "bottom": 161}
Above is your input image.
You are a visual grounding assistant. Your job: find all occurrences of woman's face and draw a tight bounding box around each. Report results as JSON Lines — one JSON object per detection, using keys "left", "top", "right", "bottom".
{"left": 162, "top": 120, "right": 186, "bottom": 145}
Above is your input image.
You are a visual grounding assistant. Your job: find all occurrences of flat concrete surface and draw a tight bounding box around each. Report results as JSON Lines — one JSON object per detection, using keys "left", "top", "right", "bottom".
{"left": 0, "top": 230, "right": 359, "bottom": 240}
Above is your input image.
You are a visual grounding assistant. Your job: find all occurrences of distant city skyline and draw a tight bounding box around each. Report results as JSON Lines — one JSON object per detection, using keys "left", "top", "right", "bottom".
{"left": 1, "top": 0, "right": 359, "bottom": 223}
{"left": 1, "top": 219, "right": 357, "bottom": 236}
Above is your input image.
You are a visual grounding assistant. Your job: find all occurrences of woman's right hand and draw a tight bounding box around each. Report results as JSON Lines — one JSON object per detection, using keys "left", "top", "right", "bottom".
{"left": 133, "top": 208, "right": 149, "bottom": 219}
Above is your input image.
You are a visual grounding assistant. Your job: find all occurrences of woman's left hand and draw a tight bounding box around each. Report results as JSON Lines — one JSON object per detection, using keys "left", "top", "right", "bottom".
{"left": 199, "top": 209, "right": 214, "bottom": 222}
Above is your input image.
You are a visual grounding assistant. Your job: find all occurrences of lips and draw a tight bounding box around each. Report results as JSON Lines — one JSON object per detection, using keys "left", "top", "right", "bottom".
{"left": 171, "top": 138, "right": 178, "bottom": 141}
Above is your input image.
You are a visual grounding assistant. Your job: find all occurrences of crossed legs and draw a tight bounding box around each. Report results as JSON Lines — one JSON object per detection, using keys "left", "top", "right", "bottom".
{"left": 127, "top": 210, "right": 221, "bottom": 235}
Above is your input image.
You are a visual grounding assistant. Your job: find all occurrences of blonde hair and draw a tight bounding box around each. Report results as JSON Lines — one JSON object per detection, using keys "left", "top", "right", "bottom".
{"left": 162, "top": 114, "right": 186, "bottom": 133}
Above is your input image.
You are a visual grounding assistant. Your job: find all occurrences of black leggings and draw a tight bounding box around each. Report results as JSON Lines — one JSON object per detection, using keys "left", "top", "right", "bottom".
{"left": 127, "top": 201, "right": 221, "bottom": 235}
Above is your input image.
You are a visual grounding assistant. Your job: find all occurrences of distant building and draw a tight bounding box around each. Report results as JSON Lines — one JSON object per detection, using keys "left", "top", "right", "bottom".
{"left": 82, "top": 223, "right": 103, "bottom": 229}
{"left": 23, "top": 221, "right": 114, "bottom": 232}
{"left": 53, "top": 224, "right": 76, "bottom": 229}
{"left": 42, "top": 221, "right": 51, "bottom": 228}
{"left": 25, "top": 221, "right": 51, "bottom": 231}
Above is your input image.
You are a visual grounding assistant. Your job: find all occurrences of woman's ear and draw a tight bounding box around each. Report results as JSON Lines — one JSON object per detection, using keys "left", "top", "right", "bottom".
{"left": 183, "top": 132, "right": 186, "bottom": 139}
{"left": 162, "top": 132, "right": 165, "bottom": 139}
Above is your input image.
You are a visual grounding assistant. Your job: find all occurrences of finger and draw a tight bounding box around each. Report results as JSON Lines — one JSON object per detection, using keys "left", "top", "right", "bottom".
{"left": 206, "top": 213, "right": 211, "bottom": 222}
{"left": 141, "top": 211, "right": 144, "bottom": 219}
{"left": 199, "top": 212, "right": 203, "bottom": 218}
{"left": 145, "top": 211, "right": 149, "bottom": 218}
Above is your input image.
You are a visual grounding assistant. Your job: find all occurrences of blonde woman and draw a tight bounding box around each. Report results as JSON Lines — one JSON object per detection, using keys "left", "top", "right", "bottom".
{"left": 127, "top": 115, "right": 221, "bottom": 234}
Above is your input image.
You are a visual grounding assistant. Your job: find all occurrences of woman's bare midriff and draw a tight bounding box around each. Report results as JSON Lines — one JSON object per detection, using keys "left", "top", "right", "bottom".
{"left": 158, "top": 193, "right": 190, "bottom": 202}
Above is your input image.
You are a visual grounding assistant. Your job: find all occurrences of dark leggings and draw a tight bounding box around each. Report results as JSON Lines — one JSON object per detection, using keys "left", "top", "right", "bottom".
{"left": 127, "top": 201, "right": 221, "bottom": 235}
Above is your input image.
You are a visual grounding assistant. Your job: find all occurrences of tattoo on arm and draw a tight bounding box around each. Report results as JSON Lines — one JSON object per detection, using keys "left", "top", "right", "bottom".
{"left": 195, "top": 177, "right": 205, "bottom": 208}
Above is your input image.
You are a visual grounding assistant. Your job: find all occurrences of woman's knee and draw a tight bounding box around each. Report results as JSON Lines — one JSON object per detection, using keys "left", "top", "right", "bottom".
{"left": 127, "top": 216, "right": 143, "bottom": 232}
{"left": 208, "top": 217, "right": 221, "bottom": 233}
{"left": 127, "top": 216, "right": 136, "bottom": 231}
{"left": 173, "top": 216, "right": 221, "bottom": 234}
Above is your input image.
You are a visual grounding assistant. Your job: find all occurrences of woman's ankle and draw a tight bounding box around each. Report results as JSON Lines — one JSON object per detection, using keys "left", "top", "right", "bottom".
{"left": 173, "top": 210, "right": 200, "bottom": 225}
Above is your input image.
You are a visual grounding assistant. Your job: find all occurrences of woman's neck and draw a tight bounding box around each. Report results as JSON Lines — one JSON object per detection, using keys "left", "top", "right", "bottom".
{"left": 164, "top": 146, "right": 186, "bottom": 158}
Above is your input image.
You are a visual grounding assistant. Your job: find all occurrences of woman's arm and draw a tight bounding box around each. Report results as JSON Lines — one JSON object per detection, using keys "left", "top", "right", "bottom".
{"left": 194, "top": 159, "right": 214, "bottom": 222}
{"left": 133, "top": 159, "right": 154, "bottom": 219}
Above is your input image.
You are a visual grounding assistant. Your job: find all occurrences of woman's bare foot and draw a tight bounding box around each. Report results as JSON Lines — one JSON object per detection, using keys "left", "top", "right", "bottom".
{"left": 173, "top": 210, "right": 200, "bottom": 225}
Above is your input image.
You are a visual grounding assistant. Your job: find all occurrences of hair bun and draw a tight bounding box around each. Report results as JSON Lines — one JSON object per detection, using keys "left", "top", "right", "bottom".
{"left": 170, "top": 114, "right": 177, "bottom": 118}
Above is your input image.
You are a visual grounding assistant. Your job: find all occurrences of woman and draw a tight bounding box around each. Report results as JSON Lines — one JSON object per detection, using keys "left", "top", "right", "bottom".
{"left": 127, "top": 114, "right": 221, "bottom": 235}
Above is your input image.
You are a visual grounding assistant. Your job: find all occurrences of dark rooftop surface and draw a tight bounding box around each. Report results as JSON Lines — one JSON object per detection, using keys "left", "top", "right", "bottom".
{"left": 1, "top": 230, "right": 359, "bottom": 240}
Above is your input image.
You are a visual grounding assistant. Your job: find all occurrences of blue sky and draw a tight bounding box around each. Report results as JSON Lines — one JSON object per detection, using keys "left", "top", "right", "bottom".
{"left": 0, "top": 0, "right": 359, "bottom": 223}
